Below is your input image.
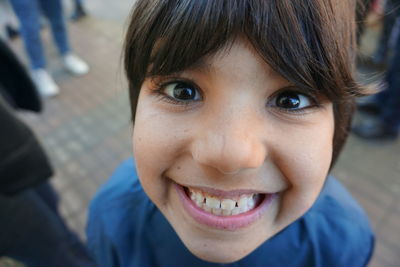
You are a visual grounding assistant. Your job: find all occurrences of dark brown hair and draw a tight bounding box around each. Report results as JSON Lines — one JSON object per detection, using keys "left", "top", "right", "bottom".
{"left": 124, "top": 0, "right": 362, "bottom": 167}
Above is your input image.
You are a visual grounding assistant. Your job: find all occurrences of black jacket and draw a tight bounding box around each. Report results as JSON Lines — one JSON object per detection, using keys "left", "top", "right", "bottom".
{"left": 0, "top": 39, "right": 53, "bottom": 195}
{"left": 0, "top": 38, "right": 41, "bottom": 112}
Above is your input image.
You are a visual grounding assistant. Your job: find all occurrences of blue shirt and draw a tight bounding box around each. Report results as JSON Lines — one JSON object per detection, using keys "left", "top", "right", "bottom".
{"left": 87, "top": 159, "right": 374, "bottom": 267}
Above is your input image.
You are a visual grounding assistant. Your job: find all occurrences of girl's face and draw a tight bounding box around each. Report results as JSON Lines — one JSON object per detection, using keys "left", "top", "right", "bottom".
{"left": 133, "top": 39, "right": 334, "bottom": 263}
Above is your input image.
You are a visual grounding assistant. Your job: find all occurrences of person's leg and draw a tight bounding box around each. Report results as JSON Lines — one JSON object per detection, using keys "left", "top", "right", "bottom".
{"left": 353, "top": 33, "right": 400, "bottom": 139}
{"left": 75, "top": 0, "right": 84, "bottom": 10}
{"left": 4, "top": 24, "right": 19, "bottom": 40}
{"left": 71, "top": 0, "right": 87, "bottom": 21}
{"left": 38, "top": 0, "right": 70, "bottom": 56}
{"left": 357, "top": 1, "right": 399, "bottom": 115}
{"left": 356, "top": 0, "right": 373, "bottom": 45}
{"left": 8, "top": 0, "right": 59, "bottom": 97}
{"left": 0, "top": 182, "right": 95, "bottom": 267}
{"left": 379, "top": 32, "right": 400, "bottom": 132}
{"left": 373, "top": 0, "right": 397, "bottom": 63}
{"left": 37, "top": 0, "right": 89, "bottom": 76}
{"left": 8, "top": 0, "right": 46, "bottom": 69}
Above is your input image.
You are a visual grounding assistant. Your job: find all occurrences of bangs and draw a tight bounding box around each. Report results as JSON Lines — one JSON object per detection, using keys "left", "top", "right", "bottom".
{"left": 124, "top": 0, "right": 359, "bottom": 101}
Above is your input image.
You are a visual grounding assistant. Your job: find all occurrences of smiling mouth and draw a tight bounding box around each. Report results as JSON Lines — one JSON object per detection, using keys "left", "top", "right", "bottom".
{"left": 175, "top": 183, "right": 276, "bottom": 230}
{"left": 183, "top": 186, "right": 265, "bottom": 216}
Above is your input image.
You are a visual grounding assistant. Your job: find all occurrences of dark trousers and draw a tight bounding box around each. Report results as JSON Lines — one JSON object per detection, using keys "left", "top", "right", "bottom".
{"left": 375, "top": 0, "right": 400, "bottom": 58}
{"left": 0, "top": 182, "right": 95, "bottom": 267}
{"left": 374, "top": 32, "right": 400, "bottom": 131}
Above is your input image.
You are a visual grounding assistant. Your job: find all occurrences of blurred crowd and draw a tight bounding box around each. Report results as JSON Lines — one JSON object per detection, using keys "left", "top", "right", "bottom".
{"left": 1, "top": 0, "right": 89, "bottom": 97}
{"left": 353, "top": 0, "right": 400, "bottom": 140}
{"left": 1, "top": 0, "right": 96, "bottom": 266}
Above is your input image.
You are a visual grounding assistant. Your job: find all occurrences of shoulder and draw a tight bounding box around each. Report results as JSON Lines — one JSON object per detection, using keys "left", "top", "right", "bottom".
{"left": 302, "top": 176, "right": 374, "bottom": 266}
{"left": 255, "top": 176, "right": 374, "bottom": 267}
{"left": 87, "top": 158, "right": 153, "bottom": 244}
{"left": 310, "top": 176, "right": 372, "bottom": 234}
{"left": 89, "top": 158, "right": 145, "bottom": 209}
{"left": 87, "top": 158, "right": 157, "bottom": 266}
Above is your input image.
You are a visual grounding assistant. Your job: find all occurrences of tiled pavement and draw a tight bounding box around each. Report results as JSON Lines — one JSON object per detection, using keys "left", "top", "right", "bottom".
{"left": 2, "top": 1, "right": 400, "bottom": 266}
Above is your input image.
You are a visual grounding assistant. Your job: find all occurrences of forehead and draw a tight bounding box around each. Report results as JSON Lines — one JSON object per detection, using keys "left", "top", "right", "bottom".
{"left": 179, "top": 39, "right": 289, "bottom": 87}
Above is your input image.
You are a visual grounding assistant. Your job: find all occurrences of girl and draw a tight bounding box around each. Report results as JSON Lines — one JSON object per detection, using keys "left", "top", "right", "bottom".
{"left": 87, "top": 1, "right": 374, "bottom": 266}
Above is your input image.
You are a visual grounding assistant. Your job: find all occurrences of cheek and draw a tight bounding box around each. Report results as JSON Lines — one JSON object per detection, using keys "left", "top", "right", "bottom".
{"left": 273, "top": 112, "right": 334, "bottom": 220}
{"left": 284, "top": 128, "right": 333, "bottom": 185}
{"left": 133, "top": 102, "right": 171, "bottom": 204}
{"left": 132, "top": 100, "right": 191, "bottom": 206}
{"left": 274, "top": 107, "right": 334, "bottom": 183}
{"left": 133, "top": 115, "right": 166, "bottom": 178}
{"left": 133, "top": 97, "right": 176, "bottom": 167}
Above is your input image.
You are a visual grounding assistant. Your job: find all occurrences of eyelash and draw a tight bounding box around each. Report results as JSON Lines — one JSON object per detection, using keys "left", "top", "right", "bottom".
{"left": 150, "top": 78, "right": 322, "bottom": 114}
{"left": 151, "top": 78, "right": 202, "bottom": 107}
{"left": 268, "top": 89, "right": 321, "bottom": 115}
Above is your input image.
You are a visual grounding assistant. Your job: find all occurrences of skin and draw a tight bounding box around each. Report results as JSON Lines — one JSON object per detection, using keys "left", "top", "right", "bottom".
{"left": 133, "top": 39, "right": 335, "bottom": 263}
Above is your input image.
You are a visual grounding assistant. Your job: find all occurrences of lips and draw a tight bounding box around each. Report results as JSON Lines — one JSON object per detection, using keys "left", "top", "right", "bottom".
{"left": 175, "top": 183, "right": 276, "bottom": 231}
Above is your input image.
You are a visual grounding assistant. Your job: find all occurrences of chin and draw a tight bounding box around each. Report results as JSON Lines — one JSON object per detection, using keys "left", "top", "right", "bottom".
{"left": 178, "top": 234, "right": 262, "bottom": 264}
{"left": 188, "top": 246, "right": 251, "bottom": 264}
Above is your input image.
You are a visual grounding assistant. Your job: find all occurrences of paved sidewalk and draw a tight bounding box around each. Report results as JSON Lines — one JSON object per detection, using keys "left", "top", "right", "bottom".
{"left": 2, "top": 1, "right": 400, "bottom": 266}
{"left": 11, "top": 13, "right": 133, "bottom": 238}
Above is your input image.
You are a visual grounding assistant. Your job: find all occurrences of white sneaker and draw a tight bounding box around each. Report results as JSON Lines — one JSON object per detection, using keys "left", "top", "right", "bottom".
{"left": 31, "top": 69, "right": 60, "bottom": 97}
{"left": 62, "top": 53, "right": 89, "bottom": 76}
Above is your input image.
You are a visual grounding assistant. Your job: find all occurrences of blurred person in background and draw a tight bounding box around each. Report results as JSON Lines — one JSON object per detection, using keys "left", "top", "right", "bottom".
{"left": 0, "top": 0, "right": 19, "bottom": 40}
{"left": 9, "top": 0, "right": 89, "bottom": 98}
{"left": 0, "top": 38, "right": 95, "bottom": 267}
{"left": 70, "top": 0, "right": 87, "bottom": 21}
{"left": 356, "top": 0, "right": 374, "bottom": 43}
{"left": 372, "top": 0, "right": 400, "bottom": 64}
{"left": 353, "top": 28, "right": 400, "bottom": 140}
{"left": 4, "top": 23, "right": 19, "bottom": 40}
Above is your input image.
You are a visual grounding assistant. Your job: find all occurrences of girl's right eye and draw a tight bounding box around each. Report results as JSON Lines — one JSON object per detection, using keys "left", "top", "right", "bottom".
{"left": 162, "top": 82, "right": 202, "bottom": 102}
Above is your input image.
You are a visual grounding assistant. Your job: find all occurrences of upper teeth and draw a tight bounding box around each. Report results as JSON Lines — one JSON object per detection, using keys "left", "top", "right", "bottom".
{"left": 188, "top": 187, "right": 258, "bottom": 216}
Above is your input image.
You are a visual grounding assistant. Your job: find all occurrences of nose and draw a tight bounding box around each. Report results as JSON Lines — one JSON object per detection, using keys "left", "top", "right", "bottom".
{"left": 191, "top": 113, "right": 266, "bottom": 175}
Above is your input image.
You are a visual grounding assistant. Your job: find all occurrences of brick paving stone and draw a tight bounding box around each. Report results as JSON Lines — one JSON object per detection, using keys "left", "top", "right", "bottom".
{"left": 376, "top": 200, "right": 400, "bottom": 250}
{"left": 51, "top": 168, "right": 74, "bottom": 189}
{"left": 370, "top": 241, "right": 400, "bottom": 267}
{"left": 61, "top": 185, "right": 87, "bottom": 216}
{"left": 70, "top": 210, "right": 90, "bottom": 241}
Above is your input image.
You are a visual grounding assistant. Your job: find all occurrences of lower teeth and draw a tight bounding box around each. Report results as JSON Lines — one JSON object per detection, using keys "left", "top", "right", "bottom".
{"left": 198, "top": 202, "right": 255, "bottom": 216}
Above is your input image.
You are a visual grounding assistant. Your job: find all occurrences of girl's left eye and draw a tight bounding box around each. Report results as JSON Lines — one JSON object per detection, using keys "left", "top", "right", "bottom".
{"left": 268, "top": 91, "right": 316, "bottom": 111}
{"left": 163, "top": 82, "right": 201, "bottom": 102}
